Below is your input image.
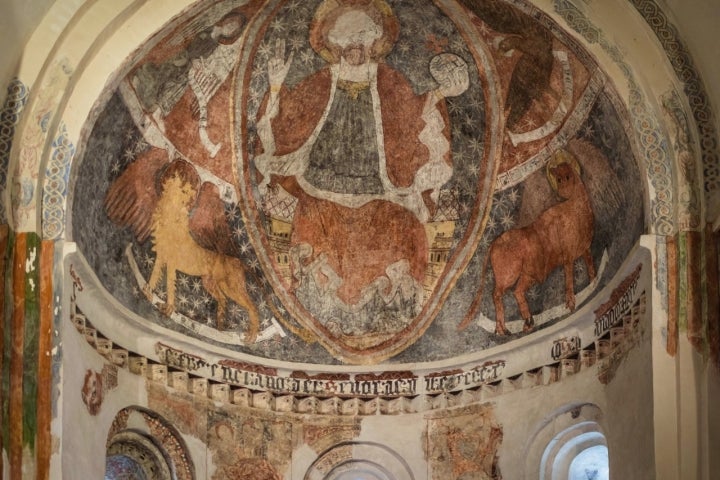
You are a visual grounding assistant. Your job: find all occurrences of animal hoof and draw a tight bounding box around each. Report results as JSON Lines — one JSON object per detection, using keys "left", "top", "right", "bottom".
{"left": 244, "top": 329, "right": 258, "bottom": 344}
{"left": 495, "top": 325, "right": 510, "bottom": 335}
{"left": 457, "top": 316, "right": 473, "bottom": 331}
{"left": 142, "top": 284, "right": 153, "bottom": 302}
{"left": 566, "top": 296, "right": 576, "bottom": 312}
{"left": 159, "top": 303, "right": 174, "bottom": 316}
{"left": 523, "top": 316, "right": 535, "bottom": 332}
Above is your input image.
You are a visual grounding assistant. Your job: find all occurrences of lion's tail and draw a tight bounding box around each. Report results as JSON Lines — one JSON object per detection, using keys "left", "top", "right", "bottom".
{"left": 226, "top": 257, "right": 315, "bottom": 343}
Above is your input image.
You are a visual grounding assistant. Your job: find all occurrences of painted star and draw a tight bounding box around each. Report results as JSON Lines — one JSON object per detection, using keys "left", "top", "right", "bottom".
{"left": 581, "top": 124, "right": 595, "bottom": 139}
{"left": 134, "top": 139, "right": 148, "bottom": 153}
{"left": 123, "top": 148, "right": 135, "bottom": 162}
{"left": 257, "top": 41, "right": 273, "bottom": 60}
{"left": 485, "top": 216, "right": 497, "bottom": 233}
{"left": 448, "top": 101, "right": 463, "bottom": 116}
{"left": 270, "top": 19, "right": 286, "bottom": 34}
{"left": 469, "top": 137, "right": 484, "bottom": 154}
{"left": 289, "top": 37, "right": 304, "bottom": 52}
{"left": 285, "top": 0, "right": 302, "bottom": 14}
{"left": 300, "top": 50, "right": 316, "bottom": 67}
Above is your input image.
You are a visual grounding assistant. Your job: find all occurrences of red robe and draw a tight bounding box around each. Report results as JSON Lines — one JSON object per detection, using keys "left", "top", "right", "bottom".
{"left": 261, "top": 63, "right": 452, "bottom": 305}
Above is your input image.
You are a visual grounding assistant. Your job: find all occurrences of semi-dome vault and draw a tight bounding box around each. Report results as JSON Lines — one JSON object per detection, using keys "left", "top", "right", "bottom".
{"left": 71, "top": 0, "right": 647, "bottom": 365}
{"left": 0, "top": 0, "right": 718, "bottom": 478}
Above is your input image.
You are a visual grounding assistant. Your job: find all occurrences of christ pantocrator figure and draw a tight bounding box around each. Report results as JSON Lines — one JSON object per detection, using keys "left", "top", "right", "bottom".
{"left": 255, "top": 0, "right": 469, "bottom": 326}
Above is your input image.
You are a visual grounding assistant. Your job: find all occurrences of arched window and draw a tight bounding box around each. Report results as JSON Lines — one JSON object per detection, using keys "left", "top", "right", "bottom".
{"left": 330, "top": 461, "right": 395, "bottom": 480}
{"left": 304, "top": 442, "right": 414, "bottom": 480}
{"left": 524, "top": 403, "right": 609, "bottom": 480}
{"left": 540, "top": 422, "right": 609, "bottom": 480}
{"left": 568, "top": 444, "right": 609, "bottom": 480}
{"left": 105, "top": 406, "right": 195, "bottom": 480}
{"left": 105, "top": 454, "right": 148, "bottom": 479}
{"left": 104, "top": 430, "right": 171, "bottom": 479}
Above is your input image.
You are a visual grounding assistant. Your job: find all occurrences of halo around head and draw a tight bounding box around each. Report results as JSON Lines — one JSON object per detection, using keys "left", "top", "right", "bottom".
{"left": 309, "top": 0, "right": 400, "bottom": 64}
{"left": 546, "top": 149, "right": 581, "bottom": 191}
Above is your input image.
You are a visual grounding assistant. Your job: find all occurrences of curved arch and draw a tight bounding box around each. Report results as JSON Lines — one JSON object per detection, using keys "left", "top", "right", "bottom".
{"left": 34, "top": 0, "right": 669, "bottom": 243}
{"left": 326, "top": 459, "right": 395, "bottom": 480}
{"left": 305, "top": 441, "right": 414, "bottom": 480}
{"left": 524, "top": 403, "right": 606, "bottom": 480}
{"left": 106, "top": 428, "right": 174, "bottom": 480}
{"left": 5, "top": 0, "right": 199, "bottom": 234}
{"left": 106, "top": 406, "right": 196, "bottom": 480}
{"left": 567, "top": 444, "right": 609, "bottom": 480}
{"left": 541, "top": 424, "right": 608, "bottom": 480}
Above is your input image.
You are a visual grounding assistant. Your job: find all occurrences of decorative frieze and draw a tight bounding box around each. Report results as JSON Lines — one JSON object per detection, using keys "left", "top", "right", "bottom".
{"left": 69, "top": 272, "right": 648, "bottom": 415}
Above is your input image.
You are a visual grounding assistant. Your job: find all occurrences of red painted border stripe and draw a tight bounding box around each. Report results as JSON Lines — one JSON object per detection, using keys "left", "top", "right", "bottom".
{"left": 0, "top": 225, "right": 9, "bottom": 476}
{"left": 705, "top": 226, "right": 719, "bottom": 365}
{"left": 666, "top": 236, "right": 678, "bottom": 356}
{"left": 685, "top": 231, "right": 703, "bottom": 349}
{"left": 36, "top": 240, "right": 54, "bottom": 480}
{"left": 9, "top": 232, "right": 26, "bottom": 479}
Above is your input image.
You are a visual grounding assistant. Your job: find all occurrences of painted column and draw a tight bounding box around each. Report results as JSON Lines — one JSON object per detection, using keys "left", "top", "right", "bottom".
{"left": 3, "top": 232, "right": 54, "bottom": 478}
{"left": 661, "top": 226, "right": 720, "bottom": 480}
{"left": 36, "top": 240, "right": 54, "bottom": 480}
{"left": 0, "top": 225, "right": 8, "bottom": 477}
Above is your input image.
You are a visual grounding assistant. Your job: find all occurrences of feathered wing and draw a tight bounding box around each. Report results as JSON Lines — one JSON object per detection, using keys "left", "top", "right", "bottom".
{"left": 460, "top": 0, "right": 535, "bottom": 34}
{"left": 188, "top": 182, "right": 240, "bottom": 257}
{"left": 104, "top": 147, "right": 168, "bottom": 243}
{"left": 505, "top": 42, "right": 554, "bottom": 129}
{"left": 460, "top": 0, "right": 555, "bottom": 129}
{"left": 566, "top": 138, "right": 626, "bottom": 223}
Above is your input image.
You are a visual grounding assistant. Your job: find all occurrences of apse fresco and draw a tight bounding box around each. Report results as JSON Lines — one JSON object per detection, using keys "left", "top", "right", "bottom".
{"left": 72, "top": 0, "right": 644, "bottom": 365}
{"left": 425, "top": 404, "right": 503, "bottom": 479}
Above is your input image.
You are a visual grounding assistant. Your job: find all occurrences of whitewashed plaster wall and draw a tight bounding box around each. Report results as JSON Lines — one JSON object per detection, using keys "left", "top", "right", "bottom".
{"left": 59, "top": 307, "right": 214, "bottom": 480}
{"left": 0, "top": 0, "right": 54, "bottom": 88}
{"left": 661, "top": 0, "right": 720, "bottom": 141}
{"left": 58, "top": 294, "right": 655, "bottom": 480}
{"left": 651, "top": 0, "right": 720, "bottom": 221}
{"left": 57, "top": 241, "right": 655, "bottom": 479}
{"left": 496, "top": 332, "right": 654, "bottom": 480}
{"left": 58, "top": 306, "right": 148, "bottom": 479}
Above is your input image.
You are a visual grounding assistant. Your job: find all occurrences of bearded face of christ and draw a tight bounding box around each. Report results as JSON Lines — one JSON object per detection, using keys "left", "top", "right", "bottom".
{"left": 327, "top": 10, "right": 383, "bottom": 66}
